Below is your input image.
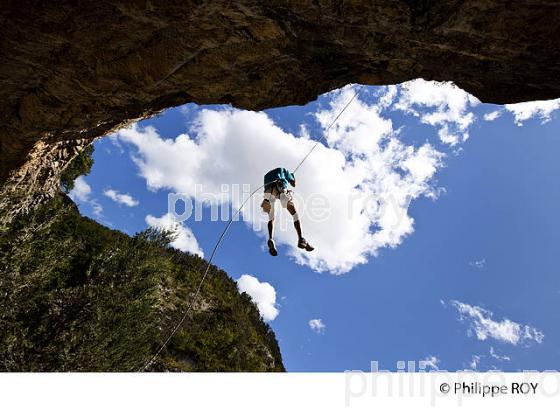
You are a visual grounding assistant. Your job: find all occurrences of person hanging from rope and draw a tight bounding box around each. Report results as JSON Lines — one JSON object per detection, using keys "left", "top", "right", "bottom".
{"left": 260, "top": 167, "right": 314, "bottom": 256}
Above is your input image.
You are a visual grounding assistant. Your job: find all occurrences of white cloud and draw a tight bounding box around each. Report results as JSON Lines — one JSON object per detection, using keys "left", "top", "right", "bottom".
{"left": 469, "top": 258, "right": 486, "bottom": 269}
{"left": 489, "top": 346, "right": 511, "bottom": 362}
{"left": 68, "top": 176, "right": 103, "bottom": 216}
{"left": 420, "top": 356, "right": 440, "bottom": 370}
{"left": 448, "top": 300, "right": 544, "bottom": 346}
{"left": 145, "top": 212, "right": 203, "bottom": 257}
{"left": 116, "top": 85, "right": 445, "bottom": 273}
{"left": 377, "top": 85, "right": 398, "bottom": 109}
{"left": 309, "top": 318, "right": 326, "bottom": 334}
{"left": 236, "top": 274, "right": 279, "bottom": 321}
{"left": 505, "top": 99, "right": 560, "bottom": 126}
{"left": 469, "top": 355, "right": 481, "bottom": 370}
{"left": 103, "top": 188, "right": 139, "bottom": 207}
{"left": 483, "top": 110, "right": 502, "bottom": 121}
{"left": 69, "top": 176, "right": 92, "bottom": 202}
{"left": 394, "top": 79, "right": 480, "bottom": 146}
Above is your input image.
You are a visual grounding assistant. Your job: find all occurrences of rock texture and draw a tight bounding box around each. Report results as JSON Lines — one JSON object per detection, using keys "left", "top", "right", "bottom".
{"left": 0, "top": 139, "right": 91, "bottom": 223}
{"left": 1, "top": 0, "right": 560, "bottom": 210}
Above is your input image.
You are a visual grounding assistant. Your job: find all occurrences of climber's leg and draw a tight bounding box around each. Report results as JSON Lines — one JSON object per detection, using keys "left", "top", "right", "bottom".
{"left": 286, "top": 197, "right": 314, "bottom": 252}
{"left": 286, "top": 202, "right": 303, "bottom": 240}
{"left": 261, "top": 195, "right": 278, "bottom": 256}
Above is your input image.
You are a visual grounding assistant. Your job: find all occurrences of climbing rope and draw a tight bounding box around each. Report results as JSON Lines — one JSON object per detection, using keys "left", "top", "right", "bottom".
{"left": 292, "top": 84, "right": 365, "bottom": 173}
{"left": 138, "top": 181, "right": 269, "bottom": 371}
{"left": 138, "top": 84, "right": 365, "bottom": 371}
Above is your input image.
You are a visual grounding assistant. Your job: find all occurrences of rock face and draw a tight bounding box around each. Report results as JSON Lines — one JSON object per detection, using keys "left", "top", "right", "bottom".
{"left": 1, "top": 0, "right": 560, "bottom": 209}
{"left": 0, "top": 138, "right": 91, "bottom": 223}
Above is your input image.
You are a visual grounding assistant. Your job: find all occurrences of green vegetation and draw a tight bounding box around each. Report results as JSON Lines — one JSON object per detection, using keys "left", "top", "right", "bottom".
{"left": 60, "top": 144, "right": 95, "bottom": 192}
{"left": 0, "top": 194, "right": 284, "bottom": 371}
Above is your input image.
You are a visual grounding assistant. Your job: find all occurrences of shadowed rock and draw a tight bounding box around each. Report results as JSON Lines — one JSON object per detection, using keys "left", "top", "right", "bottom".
{"left": 1, "top": 0, "right": 559, "bottom": 206}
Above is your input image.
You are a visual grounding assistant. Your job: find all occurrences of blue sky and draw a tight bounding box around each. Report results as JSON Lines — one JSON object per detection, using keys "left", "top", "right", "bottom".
{"left": 70, "top": 80, "right": 560, "bottom": 372}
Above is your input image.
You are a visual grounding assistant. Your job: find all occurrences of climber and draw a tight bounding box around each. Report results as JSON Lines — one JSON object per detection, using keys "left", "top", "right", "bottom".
{"left": 260, "top": 167, "right": 314, "bottom": 256}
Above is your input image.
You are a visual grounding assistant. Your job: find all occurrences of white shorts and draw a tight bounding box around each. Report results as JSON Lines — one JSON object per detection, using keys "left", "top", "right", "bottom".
{"left": 261, "top": 183, "right": 294, "bottom": 211}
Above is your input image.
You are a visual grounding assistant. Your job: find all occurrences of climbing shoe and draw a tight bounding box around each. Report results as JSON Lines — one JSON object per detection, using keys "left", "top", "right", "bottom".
{"left": 298, "top": 237, "right": 314, "bottom": 252}
{"left": 267, "top": 239, "right": 278, "bottom": 256}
